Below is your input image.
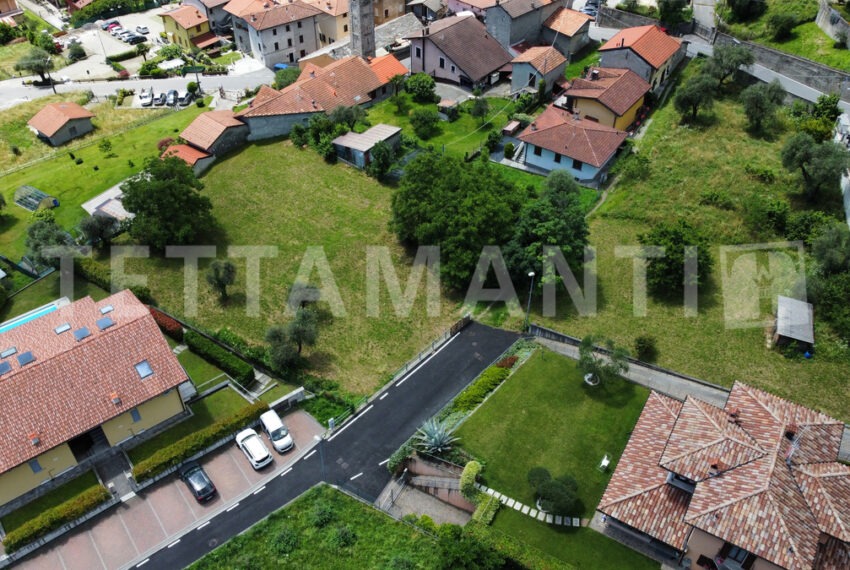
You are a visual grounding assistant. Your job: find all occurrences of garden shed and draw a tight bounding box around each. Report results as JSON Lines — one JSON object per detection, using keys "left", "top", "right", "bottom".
{"left": 773, "top": 295, "right": 814, "bottom": 351}
{"left": 14, "top": 186, "right": 57, "bottom": 212}
{"left": 332, "top": 124, "right": 402, "bottom": 169}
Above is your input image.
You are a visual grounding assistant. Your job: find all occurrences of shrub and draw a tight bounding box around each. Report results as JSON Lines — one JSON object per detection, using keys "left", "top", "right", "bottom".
{"left": 290, "top": 124, "right": 309, "bottom": 147}
{"left": 511, "top": 113, "right": 534, "bottom": 127}
{"left": 786, "top": 210, "right": 832, "bottom": 246}
{"left": 744, "top": 164, "right": 776, "bottom": 184}
{"left": 184, "top": 330, "right": 254, "bottom": 387}
{"left": 465, "top": 521, "right": 570, "bottom": 569}
{"left": 416, "top": 515, "right": 438, "bottom": 534}
{"left": 612, "top": 152, "right": 650, "bottom": 181}
{"left": 328, "top": 525, "right": 356, "bottom": 549}
{"left": 309, "top": 501, "right": 334, "bottom": 528}
{"left": 73, "top": 257, "right": 110, "bottom": 290}
{"left": 406, "top": 72, "right": 437, "bottom": 103}
{"left": 503, "top": 142, "right": 515, "bottom": 159}
{"left": 698, "top": 189, "right": 735, "bottom": 209}
{"left": 537, "top": 477, "right": 579, "bottom": 515}
{"left": 195, "top": 99, "right": 205, "bottom": 108}
{"left": 275, "top": 526, "right": 299, "bottom": 556}
{"left": 75, "top": 157, "right": 83, "bottom": 165}
{"left": 485, "top": 130, "right": 501, "bottom": 153}
{"left": 471, "top": 494, "right": 501, "bottom": 525}
{"left": 452, "top": 366, "right": 510, "bottom": 412}
{"left": 460, "top": 460, "right": 482, "bottom": 500}
{"left": 744, "top": 195, "right": 790, "bottom": 237}
{"left": 149, "top": 306, "right": 184, "bottom": 341}
{"left": 768, "top": 14, "right": 797, "bottom": 41}
{"left": 131, "top": 402, "right": 267, "bottom": 481}
{"left": 3, "top": 486, "right": 111, "bottom": 552}
{"left": 117, "top": 69, "right": 130, "bottom": 79}
{"left": 495, "top": 355, "right": 518, "bottom": 368}
{"left": 387, "top": 438, "right": 415, "bottom": 473}
{"left": 410, "top": 108, "right": 440, "bottom": 140}
{"left": 157, "top": 137, "right": 175, "bottom": 152}
{"left": 634, "top": 335, "right": 658, "bottom": 362}
{"left": 106, "top": 49, "right": 138, "bottom": 63}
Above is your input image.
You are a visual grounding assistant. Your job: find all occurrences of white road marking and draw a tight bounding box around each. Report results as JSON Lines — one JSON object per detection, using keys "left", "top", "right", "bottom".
{"left": 281, "top": 467, "right": 293, "bottom": 477}
{"left": 328, "top": 404, "right": 374, "bottom": 442}
{"left": 396, "top": 334, "right": 459, "bottom": 387}
{"left": 226, "top": 502, "right": 240, "bottom": 512}
{"left": 136, "top": 559, "right": 149, "bottom": 568}
{"left": 167, "top": 539, "right": 180, "bottom": 549}
{"left": 379, "top": 393, "right": 388, "bottom": 400}
{"left": 378, "top": 458, "right": 389, "bottom": 466}
{"left": 197, "top": 521, "right": 210, "bottom": 531}
{"left": 253, "top": 485, "right": 266, "bottom": 495}
{"left": 350, "top": 472, "right": 363, "bottom": 481}
{"left": 303, "top": 450, "right": 317, "bottom": 460}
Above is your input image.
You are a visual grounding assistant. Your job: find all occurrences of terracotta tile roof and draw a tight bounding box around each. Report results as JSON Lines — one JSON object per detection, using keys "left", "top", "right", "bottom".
{"left": 301, "top": 0, "right": 347, "bottom": 17}
{"left": 161, "top": 5, "right": 208, "bottom": 29}
{"left": 564, "top": 67, "right": 650, "bottom": 116}
{"left": 659, "top": 396, "right": 764, "bottom": 482}
{"left": 491, "top": 0, "right": 555, "bottom": 18}
{"left": 511, "top": 46, "right": 566, "bottom": 75}
{"left": 223, "top": 0, "right": 261, "bottom": 17}
{"left": 518, "top": 104, "right": 627, "bottom": 168}
{"left": 600, "top": 25, "right": 681, "bottom": 70}
{"left": 598, "top": 393, "right": 692, "bottom": 549}
{"left": 239, "top": 55, "right": 401, "bottom": 117}
{"left": 201, "top": 0, "right": 231, "bottom": 8}
{"left": 0, "top": 290, "right": 187, "bottom": 475}
{"left": 369, "top": 53, "right": 408, "bottom": 83}
{"left": 191, "top": 31, "right": 221, "bottom": 48}
{"left": 453, "top": 0, "right": 497, "bottom": 9}
{"left": 27, "top": 102, "right": 94, "bottom": 138}
{"left": 820, "top": 537, "right": 850, "bottom": 570}
{"left": 181, "top": 110, "right": 245, "bottom": 152}
{"left": 405, "top": 15, "right": 511, "bottom": 83}
{"left": 235, "top": 0, "right": 321, "bottom": 30}
{"left": 543, "top": 7, "right": 592, "bottom": 37}
{"left": 793, "top": 462, "right": 850, "bottom": 542}
{"left": 161, "top": 144, "right": 211, "bottom": 166}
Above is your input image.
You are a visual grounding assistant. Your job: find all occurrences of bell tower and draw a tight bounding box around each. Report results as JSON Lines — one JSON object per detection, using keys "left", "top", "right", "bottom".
{"left": 350, "top": 0, "right": 376, "bottom": 59}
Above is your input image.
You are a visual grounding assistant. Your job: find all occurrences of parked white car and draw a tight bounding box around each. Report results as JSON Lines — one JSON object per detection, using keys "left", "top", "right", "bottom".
{"left": 138, "top": 88, "right": 153, "bottom": 107}
{"left": 235, "top": 429, "right": 273, "bottom": 470}
{"left": 260, "top": 410, "right": 294, "bottom": 453}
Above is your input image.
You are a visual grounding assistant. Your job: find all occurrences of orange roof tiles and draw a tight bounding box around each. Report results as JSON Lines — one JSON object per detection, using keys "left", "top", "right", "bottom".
{"left": 511, "top": 46, "right": 566, "bottom": 75}
{"left": 543, "top": 7, "right": 592, "bottom": 37}
{"left": 369, "top": 53, "right": 408, "bottom": 83}
{"left": 564, "top": 67, "right": 649, "bottom": 116}
{"left": 518, "top": 104, "right": 627, "bottom": 168}
{"left": 225, "top": 0, "right": 321, "bottom": 30}
{"left": 600, "top": 25, "right": 681, "bottom": 70}
{"left": 301, "top": 0, "right": 347, "bottom": 17}
{"left": 27, "top": 102, "right": 94, "bottom": 137}
{"left": 180, "top": 110, "right": 245, "bottom": 152}
{"left": 161, "top": 144, "right": 211, "bottom": 166}
{"left": 161, "top": 5, "right": 208, "bottom": 29}
{"left": 0, "top": 290, "right": 187, "bottom": 474}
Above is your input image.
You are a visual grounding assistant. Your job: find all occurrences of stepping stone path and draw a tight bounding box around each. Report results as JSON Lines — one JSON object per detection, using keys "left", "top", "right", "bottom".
{"left": 475, "top": 484, "right": 586, "bottom": 527}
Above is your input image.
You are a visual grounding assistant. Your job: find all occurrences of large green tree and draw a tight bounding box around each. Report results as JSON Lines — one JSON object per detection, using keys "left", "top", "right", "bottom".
{"left": 406, "top": 72, "right": 436, "bottom": 103}
{"left": 702, "top": 44, "right": 755, "bottom": 90}
{"left": 79, "top": 215, "right": 116, "bottom": 248}
{"left": 121, "top": 156, "right": 214, "bottom": 250}
{"left": 812, "top": 222, "right": 850, "bottom": 276}
{"left": 273, "top": 66, "right": 301, "bottom": 89}
{"left": 740, "top": 79, "right": 785, "bottom": 131}
{"left": 639, "top": 219, "right": 713, "bottom": 295}
{"left": 15, "top": 46, "right": 54, "bottom": 82}
{"left": 577, "top": 335, "right": 630, "bottom": 386}
{"left": 658, "top": 0, "right": 688, "bottom": 25}
{"left": 286, "top": 306, "right": 318, "bottom": 355}
{"left": 674, "top": 74, "right": 716, "bottom": 120}
{"left": 206, "top": 259, "right": 237, "bottom": 301}
{"left": 781, "top": 133, "right": 850, "bottom": 201}
{"left": 25, "top": 219, "right": 73, "bottom": 268}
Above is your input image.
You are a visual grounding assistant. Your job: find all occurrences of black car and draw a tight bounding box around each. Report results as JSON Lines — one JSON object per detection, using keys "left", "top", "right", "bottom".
{"left": 166, "top": 89, "right": 179, "bottom": 106}
{"left": 126, "top": 35, "right": 147, "bottom": 45}
{"left": 153, "top": 92, "right": 166, "bottom": 106}
{"left": 179, "top": 462, "right": 216, "bottom": 502}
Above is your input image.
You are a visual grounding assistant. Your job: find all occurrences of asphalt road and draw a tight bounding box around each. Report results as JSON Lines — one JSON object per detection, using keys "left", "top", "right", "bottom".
{"left": 126, "top": 322, "right": 518, "bottom": 569}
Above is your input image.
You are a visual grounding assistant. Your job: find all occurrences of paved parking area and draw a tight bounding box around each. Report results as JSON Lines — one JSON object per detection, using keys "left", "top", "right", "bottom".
{"left": 16, "top": 409, "right": 323, "bottom": 570}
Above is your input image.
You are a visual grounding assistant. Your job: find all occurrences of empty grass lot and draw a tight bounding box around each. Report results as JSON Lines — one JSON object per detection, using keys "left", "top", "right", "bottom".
{"left": 112, "top": 140, "right": 462, "bottom": 395}
{"left": 189, "top": 484, "right": 443, "bottom": 569}
{"left": 0, "top": 273, "right": 109, "bottom": 323}
{"left": 0, "top": 471, "right": 101, "bottom": 534}
{"left": 761, "top": 21, "right": 850, "bottom": 70}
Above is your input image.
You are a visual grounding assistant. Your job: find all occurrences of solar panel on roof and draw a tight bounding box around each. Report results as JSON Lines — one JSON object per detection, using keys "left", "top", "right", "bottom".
{"left": 0, "top": 362, "right": 10, "bottom": 375}
{"left": 96, "top": 316, "right": 115, "bottom": 331}
{"left": 100, "top": 305, "right": 114, "bottom": 314}
{"left": 17, "top": 351, "right": 35, "bottom": 366}
{"left": 73, "top": 327, "right": 91, "bottom": 342}
{"left": 0, "top": 347, "right": 16, "bottom": 358}
{"left": 54, "top": 323, "right": 71, "bottom": 334}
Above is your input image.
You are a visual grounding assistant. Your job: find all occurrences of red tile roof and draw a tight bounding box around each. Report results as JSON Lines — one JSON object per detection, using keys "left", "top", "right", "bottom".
{"left": 0, "top": 290, "right": 187, "bottom": 474}
{"left": 518, "top": 104, "right": 627, "bottom": 167}
{"left": 180, "top": 110, "right": 245, "bottom": 152}
{"left": 161, "top": 144, "right": 211, "bottom": 166}
{"left": 511, "top": 46, "right": 566, "bottom": 75}
{"left": 227, "top": 0, "right": 321, "bottom": 30}
{"left": 191, "top": 31, "right": 221, "bottom": 48}
{"left": 369, "top": 53, "right": 409, "bottom": 84}
{"left": 564, "top": 67, "right": 649, "bottom": 116}
{"left": 27, "top": 102, "right": 94, "bottom": 138}
{"left": 161, "top": 5, "right": 208, "bottom": 29}
{"left": 543, "top": 7, "right": 592, "bottom": 37}
{"left": 600, "top": 25, "right": 681, "bottom": 70}
{"left": 600, "top": 382, "right": 850, "bottom": 570}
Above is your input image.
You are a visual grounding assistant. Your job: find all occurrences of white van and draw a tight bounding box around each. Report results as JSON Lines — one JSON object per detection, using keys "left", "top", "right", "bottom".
{"left": 260, "top": 410, "right": 294, "bottom": 453}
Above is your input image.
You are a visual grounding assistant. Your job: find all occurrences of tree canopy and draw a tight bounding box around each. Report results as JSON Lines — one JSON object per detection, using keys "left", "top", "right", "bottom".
{"left": 273, "top": 66, "right": 301, "bottom": 89}
{"left": 406, "top": 73, "right": 436, "bottom": 103}
{"left": 674, "top": 73, "right": 716, "bottom": 120}
{"left": 658, "top": 0, "right": 688, "bottom": 25}
{"left": 740, "top": 79, "right": 785, "bottom": 131}
{"left": 638, "top": 219, "right": 713, "bottom": 294}
{"left": 121, "top": 156, "right": 214, "bottom": 250}
{"left": 206, "top": 259, "right": 237, "bottom": 301}
{"left": 25, "top": 219, "right": 73, "bottom": 268}
{"left": 702, "top": 45, "right": 754, "bottom": 89}
{"left": 15, "top": 47, "right": 54, "bottom": 82}
{"left": 79, "top": 215, "right": 116, "bottom": 248}
{"left": 577, "top": 335, "right": 630, "bottom": 386}
{"left": 781, "top": 133, "right": 850, "bottom": 201}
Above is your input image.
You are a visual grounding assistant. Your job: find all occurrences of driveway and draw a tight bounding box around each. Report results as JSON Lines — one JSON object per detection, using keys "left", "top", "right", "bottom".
{"left": 16, "top": 410, "right": 323, "bottom": 570}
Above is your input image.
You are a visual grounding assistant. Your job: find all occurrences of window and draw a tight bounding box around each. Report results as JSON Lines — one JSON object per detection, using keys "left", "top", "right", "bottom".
{"left": 17, "top": 351, "right": 35, "bottom": 366}
{"left": 54, "top": 323, "right": 71, "bottom": 334}
{"left": 135, "top": 360, "right": 153, "bottom": 379}
{"left": 272, "top": 28, "right": 277, "bottom": 36}
{"left": 384, "top": 8, "right": 388, "bottom": 16}
{"left": 0, "top": 347, "right": 16, "bottom": 358}
{"left": 300, "top": 49, "right": 306, "bottom": 57}
{"left": 342, "top": 12, "right": 347, "bottom": 18}
{"left": 320, "top": 33, "right": 326, "bottom": 42}
{"left": 727, "top": 546, "right": 749, "bottom": 563}
{"left": 584, "top": 115, "right": 598, "bottom": 123}
{"left": 195, "top": 25, "right": 201, "bottom": 32}
{"left": 29, "top": 459, "right": 42, "bottom": 474}
{"left": 297, "top": 21, "right": 302, "bottom": 28}
{"left": 96, "top": 316, "right": 114, "bottom": 331}
{"left": 533, "top": 146, "right": 542, "bottom": 157}
{"left": 439, "top": 57, "right": 445, "bottom": 69}
{"left": 289, "top": 53, "right": 294, "bottom": 62}
{"left": 451, "top": 65, "right": 455, "bottom": 73}
{"left": 344, "top": 24, "right": 348, "bottom": 32}
{"left": 572, "top": 158, "right": 583, "bottom": 170}
{"left": 382, "top": 85, "right": 387, "bottom": 94}
{"left": 286, "top": 24, "right": 290, "bottom": 32}
{"left": 415, "top": 46, "right": 421, "bottom": 58}
{"left": 554, "top": 154, "right": 561, "bottom": 163}
{"left": 718, "top": 543, "right": 755, "bottom": 569}
{"left": 274, "top": 41, "right": 279, "bottom": 50}
{"left": 100, "top": 305, "right": 114, "bottom": 314}
{"left": 287, "top": 38, "right": 292, "bottom": 47}
{"left": 299, "top": 35, "right": 304, "bottom": 44}
{"left": 130, "top": 408, "right": 142, "bottom": 423}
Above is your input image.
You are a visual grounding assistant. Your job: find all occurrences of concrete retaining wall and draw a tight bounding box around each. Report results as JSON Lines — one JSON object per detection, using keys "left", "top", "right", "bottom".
{"left": 816, "top": 0, "right": 850, "bottom": 44}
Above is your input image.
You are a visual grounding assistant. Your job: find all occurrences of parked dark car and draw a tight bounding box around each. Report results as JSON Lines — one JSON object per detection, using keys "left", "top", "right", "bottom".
{"left": 126, "top": 35, "right": 147, "bottom": 45}
{"left": 178, "top": 462, "right": 216, "bottom": 502}
{"left": 166, "top": 89, "right": 179, "bottom": 106}
{"left": 153, "top": 92, "right": 167, "bottom": 106}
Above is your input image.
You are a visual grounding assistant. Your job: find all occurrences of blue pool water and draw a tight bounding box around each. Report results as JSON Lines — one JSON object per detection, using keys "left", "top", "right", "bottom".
{"left": 0, "top": 304, "right": 58, "bottom": 335}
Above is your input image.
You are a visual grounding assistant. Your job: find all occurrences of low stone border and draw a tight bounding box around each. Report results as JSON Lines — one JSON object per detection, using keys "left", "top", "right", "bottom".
{"left": 474, "top": 484, "right": 585, "bottom": 528}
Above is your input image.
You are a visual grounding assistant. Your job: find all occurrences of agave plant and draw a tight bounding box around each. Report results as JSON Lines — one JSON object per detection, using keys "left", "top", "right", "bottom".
{"left": 414, "top": 418, "right": 459, "bottom": 455}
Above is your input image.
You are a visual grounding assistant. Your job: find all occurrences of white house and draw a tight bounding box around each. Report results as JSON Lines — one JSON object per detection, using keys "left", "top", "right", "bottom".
{"left": 225, "top": 0, "right": 322, "bottom": 67}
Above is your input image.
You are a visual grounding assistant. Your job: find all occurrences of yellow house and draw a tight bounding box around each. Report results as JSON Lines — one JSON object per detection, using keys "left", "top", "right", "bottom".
{"left": 0, "top": 290, "right": 189, "bottom": 511}
{"left": 561, "top": 67, "right": 650, "bottom": 131}
{"left": 160, "top": 5, "right": 214, "bottom": 50}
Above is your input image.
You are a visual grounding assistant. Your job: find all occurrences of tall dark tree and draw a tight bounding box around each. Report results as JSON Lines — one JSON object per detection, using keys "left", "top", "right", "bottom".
{"left": 469, "top": 97, "right": 489, "bottom": 124}
{"left": 79, "top": 215, "right": 116, "bottom": 248}
{"left": 206, "top": 259, "right": 237, "bottom": 301}
{"left": 25, "top": 220, "right": 73, "bottom": 268}
{"left": 812, "top": 222, "right": 850, "bottom": 276}
{"left": 121, "top": 156, "right": 214, "bottom": 250}
{"left": 266, "top": 325, "right": 299, "bottom": 372}
{"left": 638, "top": 219, "right": 713, "bottom": 294}
{"left": 674, "top": 74, "right": 716, "bottom": 120}
{"left": 781, "top": 133, "right": 850, "bottom": 200}
{"left": 658, "top": 0, "right": 688, "bottom": 25}
{"left": 14, "top": 46, "right": 53, "bottom": 82}
{"left": 329, "top": 105, "right": 365, "bottom": 130}
{"left": 366, "top": 140, "right": 394, "bottom": 180}
{"left": 286, "top": 307, "right": 318, "bottom": 355}
{"left": 702, "top": 45, "right": 755, "bottom": 90}
{"left": 577, "top": 335, "right": 630, "bottom": 386}
{"left": 389, "top": 73, "right": 406, "bottom": 96}
{"left": 740, "top": 79, "right": 785, "bottom": 131}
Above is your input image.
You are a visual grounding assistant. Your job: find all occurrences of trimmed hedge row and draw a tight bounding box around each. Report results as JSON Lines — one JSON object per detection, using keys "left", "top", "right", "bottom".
{"left": 149, "top": 306, "right": 183, "bottom": 342}
{"left": 73, "top": 257, "right": 154, "bottom": 304}
{"left": 452, "top": 366, "right": 510, "bottom": 413}
{"left": 460, "top": 460, "right": 481, "bottom": 501}
{"left": 107, "top": 48, "right": 139, "bottom": 63}
{"left": 132, "top": 401, "right": 267, "bottom": 481}
{"left": 184, "top": 330, "right": 254, "bottom": 388}
{"left": 3, "top": 486, "right": 111, "bottom": 553}
{"left": 471, "top": 493, "right": 500, "bottom": 525}
{"left": 466, "top": 521, "right": 574, "bottom": 570}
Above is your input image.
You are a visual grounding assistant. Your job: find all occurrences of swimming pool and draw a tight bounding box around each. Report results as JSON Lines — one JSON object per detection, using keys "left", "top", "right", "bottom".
{"left": 0, "top": 303, "right": 59, "bottom": 335}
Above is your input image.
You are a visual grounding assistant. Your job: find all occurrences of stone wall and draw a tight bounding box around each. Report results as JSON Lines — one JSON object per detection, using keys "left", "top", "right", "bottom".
{"left": 816, "top": 0, "right": 850, "bottom": 45}
{"left": 714, "top": 32, "right": 850, "bottom": 102}
{"left": 596, "top": 6, "right": 657, "bottom": 29}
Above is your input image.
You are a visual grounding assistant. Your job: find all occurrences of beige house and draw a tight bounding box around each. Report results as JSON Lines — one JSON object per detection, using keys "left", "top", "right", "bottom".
{"left": 599, "top": 382, "right": 850, "bottom": 570}
{"left": 27, "top": 102, "right": 95, "bottom": 147}
{"left": 160, "top": 5, "right": 218, "bottom": 51}
{"left": 560, "top": 67, "right": 649, "bottom": 130}
{"left": 0, "top": 291, "right": 189, "bottom": 511}
{"left": 599, "top": 25, "right": 684, "bottom": 91}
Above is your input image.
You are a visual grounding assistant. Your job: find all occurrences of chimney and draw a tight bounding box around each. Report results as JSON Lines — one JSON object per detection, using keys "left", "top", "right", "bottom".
{"left": 29, "top": 433, "right": 40, "bottom": 446}
{"left": 530, "top": 122, "right": 537, "bottom": 131}
{"left": 785, "top": 423, "right": 798, "bottom": 440}
{"left": 591, "top": 69, "right": 599, "bottom": 81}
{"left": 620, "top": 38, "right": 624, "bottom": 47}
{"left": 424, "top": 26, "right": 429, "bottom": 35}
{"left": 251, "top": 14, "right": 257, "bottom": 21}
{"left": 111, "top": 392, "right": 122, "bottom": 405}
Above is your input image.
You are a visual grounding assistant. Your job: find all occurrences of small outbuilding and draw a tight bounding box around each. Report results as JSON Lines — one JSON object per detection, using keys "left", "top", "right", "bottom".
{"left": 773, "top": 295, "right": 814, "bottom": 351}
{"left": 160, "top": 144, "right": 217, "bottom": 176}
{"left": 332, "top": 124, "right": 402, "bottom": 169}
{"left": 27, "top": 102, "right": 95, "bottom": 146}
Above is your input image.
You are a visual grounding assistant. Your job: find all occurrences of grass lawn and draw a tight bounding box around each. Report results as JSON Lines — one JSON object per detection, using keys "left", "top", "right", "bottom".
{"left": 457, "top": 348, "right": 648, "bottom": 516}
{"left": 0, "top": 272, "right": 109, "bottom": 323}
{"left": 565, "top": 42, "right": 601, "bottom": 80}
{"left": 0, "top": 471, "right": 101, "bottom": 534}
{"left": 189, "top": 484, "right": 442, "bottom": 569}
{"left": 111, "top": 141, "right": 461, "bottom": 395}
{"left": 127, "top": 387, "right": 249, "bottom": 464}
{"left": 721, "top": 0, "right": 819, "bottom": 40}
{"left": 212, "top": 51, "right": 241, "bottom": 65}
{"left": 492, "top": 509, "right": 658, "bottom": 570}
{"left": 177, "top": 349, "right": 226, "bottom": 389}
{"left": 0, "top": 102, "right": 207, "bottom": 259}
{"left": 258, "top": 382, "right": 301, "bottom": 403}
{"left": 761, "top": 21, "right": 850, "bottom": 70}
{"left": 366, "top": 93, "right": 516, "bottom": 159}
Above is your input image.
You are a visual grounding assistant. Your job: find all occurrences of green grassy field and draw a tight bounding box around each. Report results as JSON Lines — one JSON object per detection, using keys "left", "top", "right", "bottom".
{"left": 0, "top": 471, "right": 100, "bottom": 534}
{"left": 177, "top": 349, "right": 226, "bottom": 389}
{"left": 189, "top": 484, "right": 442, "bottom": 569}
{"left": 0, "top": 273, "right": 109, "bottom": 322}
{"left": 565, "top": 43, "right": 601, "bottom": 80}
{"left": 457, "top": 348, "right": 648, "bottom": 516}
{"left": 761, "top": 21, "right": 850, "bottom": 69}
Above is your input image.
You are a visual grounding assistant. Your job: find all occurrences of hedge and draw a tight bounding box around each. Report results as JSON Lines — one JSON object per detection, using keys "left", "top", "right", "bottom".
{"left": 132, "top": 401, "right": 267, "bottom": 481}
{"left": 184, "top": 330, "right": 254, "bottom": 388}
{"left": 3, "top": 485, "right": 111, "bottom": 553}
{"left": 107, "top": 49, "right": 139, "bottom": 63}
{"left": 73, "top": 257, "right": 154, "bottom": 304}
{"left": 387, "top": 438, "right": 415, "bottom": 473}
{"left": 460, "top": 460, "right": 481, "bottom": 501}
{"left": 466, "top": 521, "right": 574, "bottom": 570}
{"left": 452, "top": 367, "right": 510, "bottom": 413}
{"left": 471, "top": 493, "right": 500, "bottom": 525}
{"left": 148, "top": 306, "right": 183, "bottom": 342}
